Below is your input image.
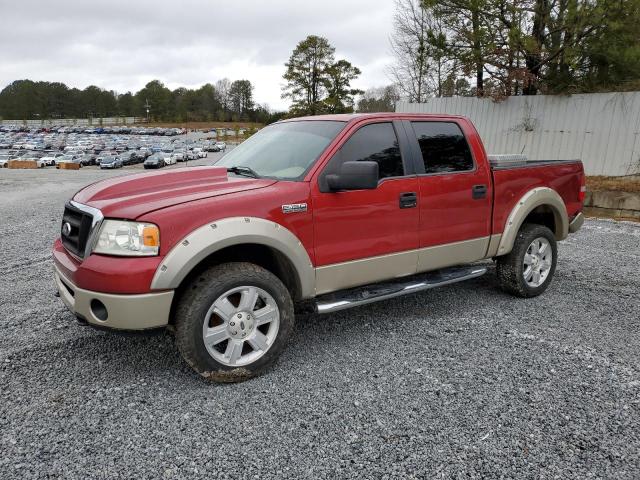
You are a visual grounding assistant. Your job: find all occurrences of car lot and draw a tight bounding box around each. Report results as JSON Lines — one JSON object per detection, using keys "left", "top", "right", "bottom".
{"left": 0, "top": 126, "right": 226, "bottom": 170}
{"left": 1, "top": 165, "right": 639, "bottom": 478}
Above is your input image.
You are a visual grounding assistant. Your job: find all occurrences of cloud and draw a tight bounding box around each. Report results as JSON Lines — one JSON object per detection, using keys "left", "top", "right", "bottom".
{"left": 0, "top": 0, "right": 396, "bottom": 110}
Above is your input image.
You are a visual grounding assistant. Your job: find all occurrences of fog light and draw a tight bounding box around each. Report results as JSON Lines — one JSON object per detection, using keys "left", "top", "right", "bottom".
{"left": 90, "top": 299, "right": 108, "bottom": 321}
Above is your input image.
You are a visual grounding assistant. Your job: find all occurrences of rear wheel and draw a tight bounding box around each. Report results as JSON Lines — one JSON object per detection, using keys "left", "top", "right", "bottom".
{"left": 174, "top": 262, "right": 294, "bottom": 382}
{"left": 496, "top": 223, "right": 557, "bottom": 297}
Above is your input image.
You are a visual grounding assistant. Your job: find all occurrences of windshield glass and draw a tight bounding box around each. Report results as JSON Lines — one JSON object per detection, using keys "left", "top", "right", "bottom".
{"left": 216, "top": 120, "right": 345, "bottom": 180}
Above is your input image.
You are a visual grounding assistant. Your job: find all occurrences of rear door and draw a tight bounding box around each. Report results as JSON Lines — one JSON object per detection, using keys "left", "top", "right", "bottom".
{"left": 311, "top": 120, "right": 420, "bottom": 294}
{"left": 403, "top": 119, "right": 493, "bottom": 272}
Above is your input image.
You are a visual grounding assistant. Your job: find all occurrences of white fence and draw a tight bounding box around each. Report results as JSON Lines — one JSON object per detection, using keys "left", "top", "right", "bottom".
{"left": 1, "top": 117, "right": 140, "bottom": 127}
{"left": 396, "top": 92, "right": 640, "bottom": 176}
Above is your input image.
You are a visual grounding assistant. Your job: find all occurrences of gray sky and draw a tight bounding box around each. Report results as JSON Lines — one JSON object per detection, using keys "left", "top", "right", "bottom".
{"left": 0, "top": 0, "right": 396, "bottom": 110}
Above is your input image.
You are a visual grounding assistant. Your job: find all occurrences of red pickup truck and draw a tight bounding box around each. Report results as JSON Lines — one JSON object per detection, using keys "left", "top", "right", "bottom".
{"left": 53, "top": 113, "right": 585, "bottom": 381}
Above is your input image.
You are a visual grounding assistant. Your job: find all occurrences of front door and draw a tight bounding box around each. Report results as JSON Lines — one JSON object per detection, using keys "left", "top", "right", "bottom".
{"left": 311, "top": 121, "right": 420, "bottom": 295}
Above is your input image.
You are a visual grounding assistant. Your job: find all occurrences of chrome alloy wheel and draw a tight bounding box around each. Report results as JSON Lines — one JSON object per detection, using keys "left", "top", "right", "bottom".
{"left": 523, "top": 237, "right": 553, "bottom": 287}
{"left": 202, "top": 286, "right": 280, "bottom": 367}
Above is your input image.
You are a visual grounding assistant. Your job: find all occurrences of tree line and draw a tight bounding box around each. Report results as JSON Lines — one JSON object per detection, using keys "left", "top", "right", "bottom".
{"left": 0, "top": 78, "right": 283, "bottom": 123}
{"left": 390, "top": 0, "right": 640, "bottom": 100}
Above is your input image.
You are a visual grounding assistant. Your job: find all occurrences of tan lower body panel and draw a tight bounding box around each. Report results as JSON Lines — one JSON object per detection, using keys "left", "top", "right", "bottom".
{"left": 54, "top": 266, "right": 174, "bottom": 330}
{"left": 417, "top": 236, "right": 490, "bottom": 272}
{"left": 315, "top": 249, "right": 418, "bottom": 295}
{"left": 315, "top": 236, "right": 493, "bottom": 296}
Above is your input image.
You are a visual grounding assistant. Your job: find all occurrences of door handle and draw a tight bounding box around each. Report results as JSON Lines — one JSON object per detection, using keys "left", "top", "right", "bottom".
{"left": 399, "top": 192, "right": 417, "bottom": 209}
{"left": 472, "top": 184, "right": 487, "bottom": 199}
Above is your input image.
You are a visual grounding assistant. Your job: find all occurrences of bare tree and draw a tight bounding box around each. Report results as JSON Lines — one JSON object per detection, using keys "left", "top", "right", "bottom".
{"left": 388, "top": 0, "right": 431, "bottom": 102}
{"left": 357, "top": 85, "right": 400, "bottom": 112}
{"left": 215, "top": 78, "right": 231, "bottom": 118}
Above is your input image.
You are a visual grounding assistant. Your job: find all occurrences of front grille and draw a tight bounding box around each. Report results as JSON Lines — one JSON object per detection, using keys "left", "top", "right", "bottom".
{"left": 61, "top": 203, "right": 95, "bottom": 258}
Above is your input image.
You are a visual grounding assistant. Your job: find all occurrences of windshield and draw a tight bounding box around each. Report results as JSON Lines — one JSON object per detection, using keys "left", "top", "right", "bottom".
{"left": 216, "top": 120, "right": 345, "bottom": 180}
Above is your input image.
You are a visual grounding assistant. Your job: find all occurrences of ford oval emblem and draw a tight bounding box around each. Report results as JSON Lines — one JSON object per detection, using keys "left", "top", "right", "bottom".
{"left": 62, "top": 222, "right": 72, "bottom": 236}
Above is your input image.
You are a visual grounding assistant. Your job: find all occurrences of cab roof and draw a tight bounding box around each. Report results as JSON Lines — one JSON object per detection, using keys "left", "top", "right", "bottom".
{"left": 281, "top": 112, "right": 467, "bottom": 123}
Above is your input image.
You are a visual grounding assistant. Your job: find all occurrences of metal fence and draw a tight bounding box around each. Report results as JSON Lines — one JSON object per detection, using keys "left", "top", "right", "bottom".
{"left": 397, "top": 92, "right": 640, "bottom": 176}
{"left": 1, "top": 117, "right": 141, "bottom": 127}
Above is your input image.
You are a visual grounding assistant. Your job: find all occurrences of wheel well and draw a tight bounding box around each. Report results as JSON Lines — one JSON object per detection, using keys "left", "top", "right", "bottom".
{"left": 168, "top": 243, "right": 302, "bottom": 325}
{"left": 522, "top": 205, "right": 560, "bottom": 238}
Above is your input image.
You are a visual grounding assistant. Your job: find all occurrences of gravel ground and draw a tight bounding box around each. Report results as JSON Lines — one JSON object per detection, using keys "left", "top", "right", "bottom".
{"left": 1, "top": 162, "right": 639, "bottom": 479}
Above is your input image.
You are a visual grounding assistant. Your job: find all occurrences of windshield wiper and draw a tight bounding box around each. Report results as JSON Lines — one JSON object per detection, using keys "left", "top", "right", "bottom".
{"left": 226, "top": 165, "right": 260, "bottom": 178}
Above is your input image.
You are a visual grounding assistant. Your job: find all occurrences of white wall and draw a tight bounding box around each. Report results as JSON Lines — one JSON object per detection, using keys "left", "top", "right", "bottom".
{"left": 397, "top": 92, "right": 640, "bottom": 176}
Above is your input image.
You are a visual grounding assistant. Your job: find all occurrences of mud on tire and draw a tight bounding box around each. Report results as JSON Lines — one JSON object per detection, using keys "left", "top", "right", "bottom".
{"left": 174, "top": 262, "right": 294, "bottom": 382}
{"left": 496, "top": 223, "right": 558, "bottom": 298}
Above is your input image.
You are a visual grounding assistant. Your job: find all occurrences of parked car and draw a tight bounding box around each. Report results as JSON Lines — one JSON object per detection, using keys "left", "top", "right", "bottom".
{"left": 184, "top": 151, "right": 198, "bottom": 161}
{"left": 0, "top": 155, "right": 10, "bottom": 168}
{"left": 215, "top": 141, "right": 227, "bottom": 152}
{"left": 21, "top": 154, "right": 48, "bottom": 168}
{"left": 135, "top": 148, "right": 152, "bottom": 160}
{"left": 77, "top": 154, "right": 96, "bottom": 166}
{"left": 96, "top": 151, "right": 119, "bottom": 164}
{"left": 143, "top": 153, "right": 165, "bottom": 169}
{"left": 170, "top": 151, "right": 185, "bottom": 162}
{"left": 118, "top": 151, "right": 137, "bottom": 166}
{"left": 52, "top": 113, "right": 585, "bottom": 382}
{"left": 56, "top": 154, "right": 81, "bottom": 168}
{"left": 41, "top": 152, "right": 64, "bottom": 166}
{"left": 99, "top": 156, "right": 123, "bottom": 169}
{"left": 162, "top": 152, "right": 177, "bottom": 165}
{"left": 193, "top": 147, "right": 207, "bottom": 158}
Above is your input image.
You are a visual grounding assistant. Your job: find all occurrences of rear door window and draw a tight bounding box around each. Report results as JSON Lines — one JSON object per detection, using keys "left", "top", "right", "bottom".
{"left": 411, "top": 122, "right": 474, "bottom": 174}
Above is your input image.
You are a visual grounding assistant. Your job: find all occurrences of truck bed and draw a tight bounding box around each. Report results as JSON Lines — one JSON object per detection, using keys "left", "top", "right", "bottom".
{"left": 491, "top": 159, "right": 584, "bottom": 236}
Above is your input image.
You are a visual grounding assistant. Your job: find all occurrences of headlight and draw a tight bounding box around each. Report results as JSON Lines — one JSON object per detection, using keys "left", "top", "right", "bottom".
{"left": 93, "top": 220, "right": 160, "bottom": 256}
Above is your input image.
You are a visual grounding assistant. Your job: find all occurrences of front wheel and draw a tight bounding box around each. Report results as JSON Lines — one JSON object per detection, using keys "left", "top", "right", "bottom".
{"left": 174, "top": 262, "right": 294, "bottom": 382}
{"left": 496, "top": 223, "right": 558, "bottom": 298}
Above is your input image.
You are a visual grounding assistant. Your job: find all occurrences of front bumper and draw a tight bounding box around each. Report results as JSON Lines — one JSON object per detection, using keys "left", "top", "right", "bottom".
{"left": 569, "top": 212, "right": 585, "bottom": 233}
{"left": 54, "top": 265, "right": 174, "bottom": 330}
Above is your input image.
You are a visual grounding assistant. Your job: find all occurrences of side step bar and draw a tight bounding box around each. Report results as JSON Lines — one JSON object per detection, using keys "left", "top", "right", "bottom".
{"left": 315, "top": 265, "right": 487, "bottom": 314}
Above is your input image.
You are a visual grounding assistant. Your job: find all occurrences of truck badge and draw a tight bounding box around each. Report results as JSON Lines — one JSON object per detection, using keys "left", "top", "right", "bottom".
{"left": 282, "top": 203, "right": 308, "bottom": 214}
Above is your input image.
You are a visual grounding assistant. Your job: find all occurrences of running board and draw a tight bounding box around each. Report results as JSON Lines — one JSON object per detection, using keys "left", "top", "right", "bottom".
{"left": 315, "top": 265, "right": 487, "bottom": 314}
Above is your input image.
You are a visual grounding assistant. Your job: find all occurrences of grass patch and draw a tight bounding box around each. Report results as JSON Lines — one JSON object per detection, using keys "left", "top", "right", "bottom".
{"left": 586, "top": 176, "right": 640, "bottom": 193}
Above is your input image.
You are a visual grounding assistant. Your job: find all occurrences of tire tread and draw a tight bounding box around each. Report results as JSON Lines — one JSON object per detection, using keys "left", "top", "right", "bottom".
{"left": 174, "top": 262, "right": 294, "bottom": 382}
{"left": 496, "top": 223, "right": 557, "bottom": 298}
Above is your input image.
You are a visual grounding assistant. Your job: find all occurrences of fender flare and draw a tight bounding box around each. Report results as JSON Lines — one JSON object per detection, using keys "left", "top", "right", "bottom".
{"left": 496, "top": 187, "right": 569, "bottom": 256}
{"left": 151, "top": 217, "right": 316, "bottom": 298}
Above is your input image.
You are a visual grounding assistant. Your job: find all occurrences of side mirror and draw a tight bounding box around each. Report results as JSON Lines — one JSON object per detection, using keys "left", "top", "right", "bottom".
{"left": 326, "top": 161, "right": 379, "bottom": 191}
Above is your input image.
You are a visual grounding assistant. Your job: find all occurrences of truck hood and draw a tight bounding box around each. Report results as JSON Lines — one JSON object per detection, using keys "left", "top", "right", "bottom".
{"left": 73, "top": 166, "right": 277, "bottom": 219}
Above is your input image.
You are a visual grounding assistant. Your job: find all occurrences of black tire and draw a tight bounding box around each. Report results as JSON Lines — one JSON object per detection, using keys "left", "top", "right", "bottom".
{"left": 174, "top": 262, "right": 294, "bottom": 382}
{"left": 496, "top": 223, "right": 558, "bottom": 298}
